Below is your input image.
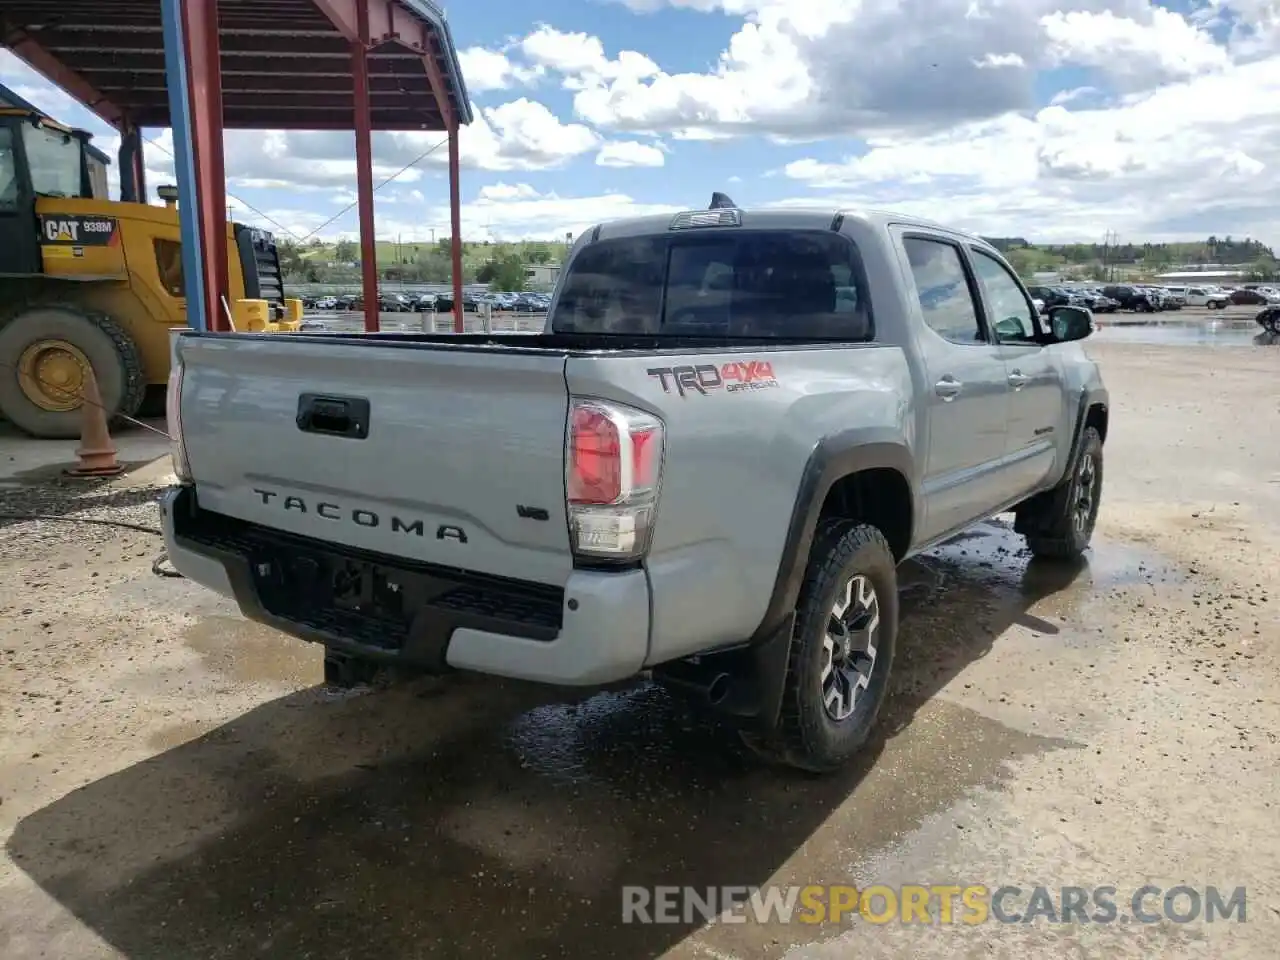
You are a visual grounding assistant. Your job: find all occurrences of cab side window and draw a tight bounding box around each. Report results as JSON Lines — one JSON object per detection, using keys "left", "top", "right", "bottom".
{"left": 154, "top": 239, "right": 183, "bottom": 297}
{"left": 970, "top": 249, "right": 1040, "bottom": 343}
{"left": 902, "top": 236, "right": 985, "bottom": 344}
{"left": 0, "top": 128, "right": 18, "bottom": 211}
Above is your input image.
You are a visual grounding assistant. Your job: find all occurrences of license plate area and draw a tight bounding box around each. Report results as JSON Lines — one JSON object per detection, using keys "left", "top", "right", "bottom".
{"left": 253, "top": 549, "right": 415, "bottom": 650}
{"left": 173, "top": 494, "right": 565, "bottom": 650}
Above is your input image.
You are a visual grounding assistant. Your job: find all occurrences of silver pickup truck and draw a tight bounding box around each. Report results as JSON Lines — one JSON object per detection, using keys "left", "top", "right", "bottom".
{"left": 161, "top": 199, "right": 1109, "bottom": 772}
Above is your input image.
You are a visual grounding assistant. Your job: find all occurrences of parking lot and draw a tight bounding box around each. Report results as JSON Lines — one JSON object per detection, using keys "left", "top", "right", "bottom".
{"left": 0, "top": 335, "right": 1278, "bottom": 959}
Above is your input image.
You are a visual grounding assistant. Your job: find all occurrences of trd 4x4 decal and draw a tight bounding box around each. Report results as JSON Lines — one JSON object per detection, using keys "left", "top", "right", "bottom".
{"left": 646, "top": 360, "right": 779, "bottom": 397}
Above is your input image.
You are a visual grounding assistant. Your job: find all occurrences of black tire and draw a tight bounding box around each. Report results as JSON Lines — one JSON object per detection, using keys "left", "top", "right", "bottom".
{"left": 0, "top": 305, "right": 145, "bottom": 439}
{"left": 1021, "top": 426, "right": 1103, "bottom": 560}
{"left": 137, "top": 383, "right": 169, "bottom": 419}
{"left": 744, "top": 522, "right": 899, "bottom": 773}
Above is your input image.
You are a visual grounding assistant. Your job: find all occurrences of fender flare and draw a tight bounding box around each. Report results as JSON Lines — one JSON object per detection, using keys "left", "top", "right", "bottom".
{"left": 749, "top": 430, "right": 915, "bottom": 646}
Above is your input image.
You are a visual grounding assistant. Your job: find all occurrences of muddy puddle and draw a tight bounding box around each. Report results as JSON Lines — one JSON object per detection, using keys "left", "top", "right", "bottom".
{"left": 1095, "top": 320, "right": 1274, "bottom": 347}
{"left": 182, "top": 613, "right": 320, "bottom": 686}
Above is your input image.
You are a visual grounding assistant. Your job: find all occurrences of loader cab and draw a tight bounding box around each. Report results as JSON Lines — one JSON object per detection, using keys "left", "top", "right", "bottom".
{"left": 0, "top": 109, "right": 96, "bottom": 276}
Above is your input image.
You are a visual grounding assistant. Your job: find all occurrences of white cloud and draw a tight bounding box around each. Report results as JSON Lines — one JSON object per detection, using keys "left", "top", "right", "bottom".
{"left": 974, "top": 52, "right": 1026, "bottom": 68}
{"left": 1040, "top": 8, "right": 1229, "bottom": 87}
{"left": 241, "top": 185, "right": 683, "bottom": 245}
{"left": 503, "top": 1, "right": 1245, "bottom": 141}
{"left": 478, "top": 182, "right": 541, "bottom": 201}
{"left": 456, "top": 47, "right": 542, "bottom": 92}
{"left": 780, "top": 52, "right": 1280, "bottom": 242}
{"left": 595, "top": 140, "right": 666, "bottom": 166}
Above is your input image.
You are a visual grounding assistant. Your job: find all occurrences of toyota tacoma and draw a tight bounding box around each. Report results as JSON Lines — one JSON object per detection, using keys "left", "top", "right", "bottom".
{"left": 161, "top": 197, "right": 1109, "bottom": 772}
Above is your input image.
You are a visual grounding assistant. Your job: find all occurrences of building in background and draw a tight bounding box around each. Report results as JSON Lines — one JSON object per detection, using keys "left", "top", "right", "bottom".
{"left": 524, "top": 262, "right": 561, "bottom": 289}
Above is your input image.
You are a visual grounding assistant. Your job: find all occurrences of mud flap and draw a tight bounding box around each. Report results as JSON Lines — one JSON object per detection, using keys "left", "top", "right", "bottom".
{"left": 657, "top": 612, "right": 796, "bottom": 730}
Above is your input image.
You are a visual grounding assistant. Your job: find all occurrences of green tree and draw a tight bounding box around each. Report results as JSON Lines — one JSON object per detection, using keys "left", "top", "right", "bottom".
{"left": 415, "top": 248, "right": 452, "bottom": 283}
{"left": 277, "top": 239, "right": 306, "bottom": 277}
{"left": 1246, "top": 257, "right": 1277, "bottom": 281}
{"left": 478, "top": 254, "right": 526, "bottom": 291}
{"left": 334, "top": 238, "right": 358, "bottom": 262}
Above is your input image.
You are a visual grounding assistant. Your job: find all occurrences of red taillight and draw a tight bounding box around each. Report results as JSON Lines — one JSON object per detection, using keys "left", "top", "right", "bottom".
{"left": 565, "top": 398, "right": 665, "bottom": 561}
{"left": 631, "top": 426, "right": 659, "bottom": 488}
{"left": 568, "top": 406, "right": 622, "bottom": 504}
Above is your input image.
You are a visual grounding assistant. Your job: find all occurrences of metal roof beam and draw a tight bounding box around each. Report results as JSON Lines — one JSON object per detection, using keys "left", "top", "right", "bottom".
{"left": 418, "top": 23, "right": 453, "bottom": 129}
{"left": 0, "top": 21, "right": 127, "bottom": 128}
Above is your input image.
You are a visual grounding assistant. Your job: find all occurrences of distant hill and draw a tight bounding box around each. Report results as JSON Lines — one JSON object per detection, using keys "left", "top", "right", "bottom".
{"left": 980, "top": 236, "right": 1278, "bottom": 281}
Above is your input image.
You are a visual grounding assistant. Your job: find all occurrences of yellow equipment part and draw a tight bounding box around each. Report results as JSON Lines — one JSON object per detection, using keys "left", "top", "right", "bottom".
{"left": 32, "top": 196, "right": 262, "bottom": 380}
{"left": 0, "top": 108, "right": 302, "bottom": 439}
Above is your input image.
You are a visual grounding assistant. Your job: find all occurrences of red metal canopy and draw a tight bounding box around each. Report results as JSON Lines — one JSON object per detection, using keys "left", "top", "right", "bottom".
{"left": 0, "top": 0, "right": 473, "bottom": 131}
{"left": 0, "top": 0, "right": 472, "bottom": 333}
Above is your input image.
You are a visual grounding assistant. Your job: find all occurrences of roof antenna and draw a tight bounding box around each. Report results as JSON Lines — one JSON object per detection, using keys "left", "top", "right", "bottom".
{"left": 709, "top": 191, "right": 736, "bottom": 210}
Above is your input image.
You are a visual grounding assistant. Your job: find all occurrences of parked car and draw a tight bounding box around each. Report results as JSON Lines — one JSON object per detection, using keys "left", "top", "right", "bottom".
{"left": 1074, "top": 290, "right": 1119, "bottom": 313}
{"left": 1184, "top": 287, "right": 1229, "bottom": 309}
{"left": 1229, "top": 288, "right": 1279, "bottom": 306}
{"left": 1027, "top": 285, "right": 1082, "bottom": 310}
{"left": 379, "top": 294, "right": 413, "bottom": 313}
{"left": 1139, "top": 286, "right": 1168, "bottom": 310}
{"left": 161, "top": 197, "right": 1109, "bottom": 773}
{"left": 1156, "top": 287, "right": 1184, "bottom": 309}
{"left": 1101, "top": 284, "right": 1156, "bottom": 312}
{"left": 413, "top": 293, "right": 438, "bottom": 311}
{"left": 434, "top": 293, "right": 454, "bottom": 313}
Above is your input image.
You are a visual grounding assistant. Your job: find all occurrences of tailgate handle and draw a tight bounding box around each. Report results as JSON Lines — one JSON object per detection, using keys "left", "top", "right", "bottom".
{"left": 296, "top": 393, "right": 370, "bottom": 439}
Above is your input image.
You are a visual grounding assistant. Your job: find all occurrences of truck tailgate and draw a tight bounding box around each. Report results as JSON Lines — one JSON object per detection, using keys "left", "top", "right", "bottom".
{"left": 176, "top": 336, "right": 573, "bottom": 585}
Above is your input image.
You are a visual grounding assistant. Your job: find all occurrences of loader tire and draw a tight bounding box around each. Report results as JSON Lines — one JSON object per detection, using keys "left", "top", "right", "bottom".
{"left": 0, "top": 306, "right": 146, "bottom": 439}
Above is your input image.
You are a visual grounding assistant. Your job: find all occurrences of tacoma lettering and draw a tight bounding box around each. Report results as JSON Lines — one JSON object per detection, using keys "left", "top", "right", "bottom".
{"left": 251, "top": 489, "right": 441, "bottom": 538}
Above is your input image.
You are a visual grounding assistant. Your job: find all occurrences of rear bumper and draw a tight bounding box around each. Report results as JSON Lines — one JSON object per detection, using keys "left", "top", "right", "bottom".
{"left": 160, "top": 486, "right": 650, "bottom": 686}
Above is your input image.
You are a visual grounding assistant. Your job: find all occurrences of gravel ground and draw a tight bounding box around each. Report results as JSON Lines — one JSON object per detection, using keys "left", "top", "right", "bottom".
{"left": 0, "top": 338, "right": 1278, "bottom": 959}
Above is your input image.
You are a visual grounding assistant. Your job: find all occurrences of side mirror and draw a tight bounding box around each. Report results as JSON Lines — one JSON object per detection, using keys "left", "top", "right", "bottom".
{"left": 1047, "top": 304, "right": 1093, "bottom": 342}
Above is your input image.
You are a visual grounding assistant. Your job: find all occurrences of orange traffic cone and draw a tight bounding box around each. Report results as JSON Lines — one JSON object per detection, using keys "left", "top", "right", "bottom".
{"left": 65, "top": 365, "right": 124, "bottom": 479}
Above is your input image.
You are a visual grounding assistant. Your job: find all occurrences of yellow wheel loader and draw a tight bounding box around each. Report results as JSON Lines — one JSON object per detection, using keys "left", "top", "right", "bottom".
{"left": 0, "top": 108, "right": 301, "bottom": 439}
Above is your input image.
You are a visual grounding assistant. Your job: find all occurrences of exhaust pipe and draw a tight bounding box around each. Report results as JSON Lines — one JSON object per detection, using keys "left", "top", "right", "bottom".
{"left": 654, "top": 660, "right": 734, "bottom": 707}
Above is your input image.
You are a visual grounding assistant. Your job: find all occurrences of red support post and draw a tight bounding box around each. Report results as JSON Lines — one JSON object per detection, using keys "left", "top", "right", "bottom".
{"left": 351, "top": 7, "right": 380, "bottom": 334}
{"left": 448, "top": 125, "right": 464, "bottom": 333}
{"left": 182, "top": 0, "right": 229, "bottom": 332}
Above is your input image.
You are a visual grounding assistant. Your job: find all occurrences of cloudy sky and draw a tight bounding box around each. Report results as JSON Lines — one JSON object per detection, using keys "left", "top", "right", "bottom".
{"left": 3, "top": 0, "right": 1280, "bottom": 246}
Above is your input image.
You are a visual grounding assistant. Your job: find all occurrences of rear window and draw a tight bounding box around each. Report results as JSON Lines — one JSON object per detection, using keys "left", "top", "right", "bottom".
{"left": 550, "top": 230, "right": 872, "bottom": 340}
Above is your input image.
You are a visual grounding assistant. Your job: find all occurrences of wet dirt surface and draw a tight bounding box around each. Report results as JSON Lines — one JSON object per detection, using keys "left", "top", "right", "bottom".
{"left": 1, "top": 341, "right": 1278, "bottom": 959}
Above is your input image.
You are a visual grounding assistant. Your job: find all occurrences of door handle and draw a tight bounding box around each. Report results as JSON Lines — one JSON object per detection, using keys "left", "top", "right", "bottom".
{"left": 296, "top": 393, "right": 371, "bottom": 439}
{"left": 1007, "top": 370, "right": 1030, "bottom": 390}
{"left": 935, "top": 376, "right": 962, "bottom": 401}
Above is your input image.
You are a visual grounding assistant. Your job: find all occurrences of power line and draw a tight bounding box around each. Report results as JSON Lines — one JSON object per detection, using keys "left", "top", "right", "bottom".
{"left": 140, "top": 132, "right": 450, "bottom": 245}
{"left": 298, "top": 136, "right": 449, "bottom": 243}
{"left": 140, "top": 134, "right": 305, "bottom": 243}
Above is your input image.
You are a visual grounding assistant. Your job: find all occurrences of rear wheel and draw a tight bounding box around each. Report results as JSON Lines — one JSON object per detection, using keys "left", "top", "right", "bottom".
{"left": 743, "top": 522, "right": 898, "bottom": 773}
{"left": 0, "top": 306, "right": 145, "bottom": 439}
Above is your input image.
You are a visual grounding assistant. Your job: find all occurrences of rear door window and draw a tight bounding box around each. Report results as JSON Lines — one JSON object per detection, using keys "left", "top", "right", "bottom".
{"left": 551, "top": 230, "right": 872, "bottom": 340}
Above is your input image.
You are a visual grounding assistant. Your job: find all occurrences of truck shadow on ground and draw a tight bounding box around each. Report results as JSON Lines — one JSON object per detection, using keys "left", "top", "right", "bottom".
{"left": 9, "top": 519, "right": 1105, "bottom": 959}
